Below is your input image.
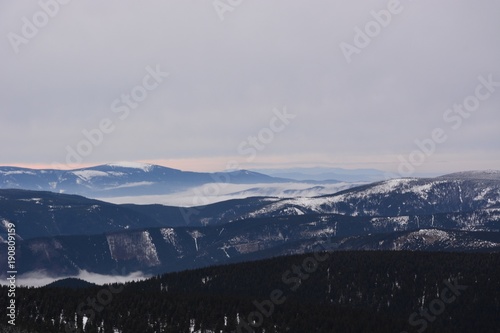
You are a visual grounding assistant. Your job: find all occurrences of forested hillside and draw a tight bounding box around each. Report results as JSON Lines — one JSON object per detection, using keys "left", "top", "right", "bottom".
{"left": 2, "top": 251, "right": 499, "bottom": 332}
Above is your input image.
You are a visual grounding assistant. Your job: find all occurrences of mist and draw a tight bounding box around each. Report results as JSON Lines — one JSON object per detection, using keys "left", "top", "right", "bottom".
{"left": 1, "top": 270, "right": 151, "bottom": 288}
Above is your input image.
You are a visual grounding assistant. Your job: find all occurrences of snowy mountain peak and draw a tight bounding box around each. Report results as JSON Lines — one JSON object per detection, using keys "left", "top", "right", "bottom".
{"left": 105, "top": 162, "right": 155, "bottom": 172}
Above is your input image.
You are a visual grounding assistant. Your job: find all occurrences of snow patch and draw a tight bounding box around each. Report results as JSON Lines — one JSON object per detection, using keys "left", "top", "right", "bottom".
{"left": 107, "top": 162, "right": 154, "bottom": 172}
{"left": 72, "top": 170, "right": 109, "bottom": 181}
{"left": 188, "top": 230, "right": 204, "bottom": 251}
{"left": 106, "top": 231, "right": 160, "bottom": 267}
{"left": 0, "top": 170, "right": 36, "bottom": 176}
{"left": 105, "top": 181, "right": 154, "bottom": 190}
{"left": 161, "top": 228, "right": 181, "bottom": 253}
{"left": 18, "top": 198, "right": 43, "bottom": 204}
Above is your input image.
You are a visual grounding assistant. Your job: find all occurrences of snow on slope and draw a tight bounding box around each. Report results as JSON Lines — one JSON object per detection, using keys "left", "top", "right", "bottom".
{"left": 72, "top": 170, "right": 110, "bottom": 181}
{"left": 106, "top": 162, "right": 154, "bottom": 172}
{"left": 439, "top": 170, "right": 500, "bottom": 180}
{"left": 0, "top": 170, "right": 36, "bottom": 176}
{"left": 106, "top": 231, "right": 160, "bottom": 267}
{"left": 241, "top": 177, "right": 500, "bottom": 218}
{"left": 390, "top": 229, "right": 500, "bottom": 250}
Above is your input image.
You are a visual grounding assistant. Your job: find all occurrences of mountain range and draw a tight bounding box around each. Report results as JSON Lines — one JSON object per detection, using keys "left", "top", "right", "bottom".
{"left": 0, "top": 163, "right": 366, "bottom": 206}
{"left": 0, "top": 162, "right": 292, "bottom": 197}
{"left": 1, "top": 169, "right": 499, "bottom": 278}
{"left": 251, "top": 166, "right": 397, "bottom": 182}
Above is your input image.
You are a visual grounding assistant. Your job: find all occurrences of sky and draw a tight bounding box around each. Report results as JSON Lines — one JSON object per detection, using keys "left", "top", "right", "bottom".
{"left": 1, "top": 0, "right": 499, "bottom": 175}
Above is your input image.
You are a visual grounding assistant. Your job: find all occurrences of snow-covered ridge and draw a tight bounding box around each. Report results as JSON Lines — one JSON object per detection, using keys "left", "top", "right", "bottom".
{"left": 244, "top": 179, "right": 421, "bottom": 216}
{"left": 239, "top": 177, "right": 500, "bottom": 218}
{"left": 0, "top": 170, "right": 36, "bottom": 176}
{"left": 106, "top": 162, "right": 154, "bottom": 172}
{"left": 439, "top": 170, "right": 500, "bottom": 180}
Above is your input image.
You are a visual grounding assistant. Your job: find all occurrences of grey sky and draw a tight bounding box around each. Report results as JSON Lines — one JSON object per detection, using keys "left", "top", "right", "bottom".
{"left": 1, "top": 0, "right": 499, "bottom": 173}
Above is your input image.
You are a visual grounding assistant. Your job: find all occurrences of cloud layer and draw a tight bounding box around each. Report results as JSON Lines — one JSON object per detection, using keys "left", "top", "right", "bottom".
{"left": 1, "top": 270, "right": 150, "bottom": 288}
{"left": 1, "top": 0, "right": 499, "bottom": 173}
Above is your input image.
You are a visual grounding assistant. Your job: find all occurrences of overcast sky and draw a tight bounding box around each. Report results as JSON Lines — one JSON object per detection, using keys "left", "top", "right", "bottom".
{"left": 1, "top": 0, "right": 499, "bottom": 174}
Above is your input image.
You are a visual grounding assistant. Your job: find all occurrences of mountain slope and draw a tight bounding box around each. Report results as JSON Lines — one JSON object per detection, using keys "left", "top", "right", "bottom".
{"left": 2, "top": 171, "right": 500, "bottom": 278}
{"left": 238, "top": 173, "right": 500, "bottom": 219}
{"left": 0, "top": 189, "right": 288, "bottom": 240}
{"left": 3, "top": 211, "right": 499, "bottom": 277}
{"left": 3, "top": 251, "right": 500, "bottom": 333}
{"left": 0, "top": 189, "right": 172, "bottom": 240}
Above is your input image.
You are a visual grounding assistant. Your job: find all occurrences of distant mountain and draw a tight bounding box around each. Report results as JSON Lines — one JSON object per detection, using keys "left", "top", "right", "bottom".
{"left": 251, "top": 167, "right": 401, "bottom": 182}
{"left": 0, "top": 162, "right": 291, "bottom": 198}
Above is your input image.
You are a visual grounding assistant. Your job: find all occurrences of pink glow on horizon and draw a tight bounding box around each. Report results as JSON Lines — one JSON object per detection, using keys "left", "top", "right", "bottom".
{"left": 0, "top": 156, "right": 322, "bottom": 172}
{"left": 0, "top": 159, "right": 237, "bottom": 172}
